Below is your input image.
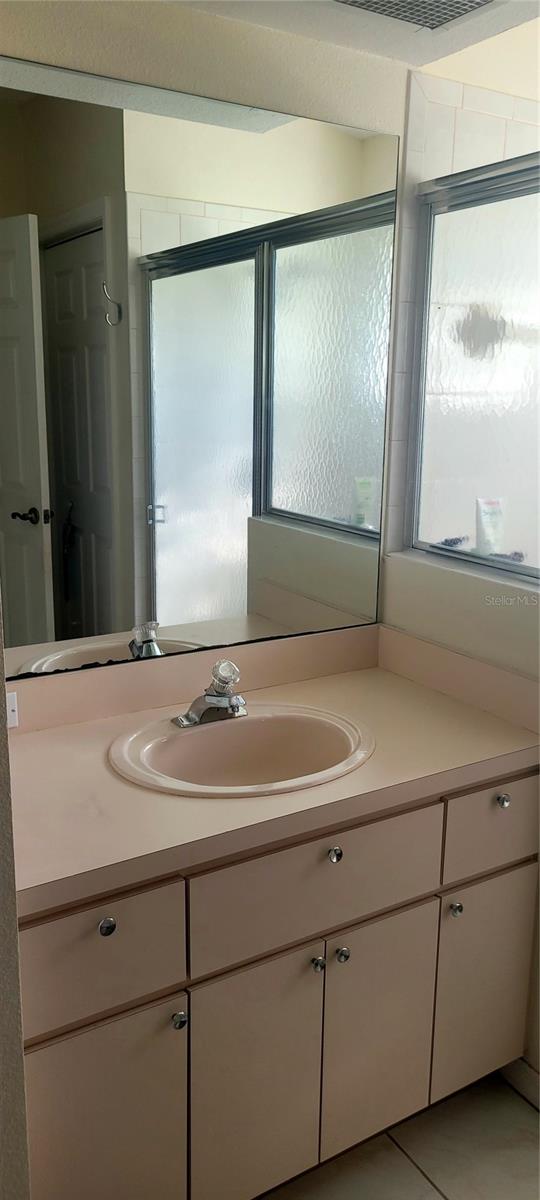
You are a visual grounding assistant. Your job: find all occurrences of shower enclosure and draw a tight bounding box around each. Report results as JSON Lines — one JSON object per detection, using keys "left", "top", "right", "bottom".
{"left": 144, "top": 194, "right": 395, "bottom": 627}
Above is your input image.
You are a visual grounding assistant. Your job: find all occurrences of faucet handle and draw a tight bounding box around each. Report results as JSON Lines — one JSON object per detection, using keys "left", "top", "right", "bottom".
{"left": 134, "top": 620, "right": 159, "bottom": 643}
{"left": 210, "top": 660, "right": 241, "bottom": 695}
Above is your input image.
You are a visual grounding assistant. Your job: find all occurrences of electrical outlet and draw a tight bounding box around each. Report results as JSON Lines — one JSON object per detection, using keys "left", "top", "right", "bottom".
{"left": 6, "top": 692, "right": 18, "bottom": 729}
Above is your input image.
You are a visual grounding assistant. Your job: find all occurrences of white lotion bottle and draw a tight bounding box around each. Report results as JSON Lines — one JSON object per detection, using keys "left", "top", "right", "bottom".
{"left": 476, "top": 498, "right": 503, "bottom": 555}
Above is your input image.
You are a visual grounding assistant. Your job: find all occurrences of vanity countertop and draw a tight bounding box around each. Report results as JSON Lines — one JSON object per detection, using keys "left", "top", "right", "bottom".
{"left": 10, "top": 667, "right": 538, "bottom": 919}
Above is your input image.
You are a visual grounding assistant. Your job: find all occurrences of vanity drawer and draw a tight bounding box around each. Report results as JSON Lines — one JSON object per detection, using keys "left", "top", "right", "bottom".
{"left": 443, "top": 775, "right": 539, "bottom": 884}
{"left": 189, "top": 805, "right": 443, "bottom": 978}
{"left": 20, "top": 880, "right": 186, "bottom": 1042}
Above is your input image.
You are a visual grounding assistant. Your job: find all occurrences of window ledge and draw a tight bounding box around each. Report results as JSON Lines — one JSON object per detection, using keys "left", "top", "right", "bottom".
{"left": 386, "top": 548, "right": 539, "bottom": 594}
{"left": 252, "top": 514, "right": 379, "bottom": 551}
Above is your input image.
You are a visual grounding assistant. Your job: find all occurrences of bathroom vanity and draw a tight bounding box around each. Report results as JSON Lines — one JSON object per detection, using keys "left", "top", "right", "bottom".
{"left": 10, "top": 659, "right": 538, "bottom": 1200}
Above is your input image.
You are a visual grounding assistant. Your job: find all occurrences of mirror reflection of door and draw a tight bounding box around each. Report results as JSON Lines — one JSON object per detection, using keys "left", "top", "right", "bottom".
{"left": 43, "top": 229, "right": 113, "bottom": 641}
{"left": 0, "top": 213, "right": 55, "bottom": 646}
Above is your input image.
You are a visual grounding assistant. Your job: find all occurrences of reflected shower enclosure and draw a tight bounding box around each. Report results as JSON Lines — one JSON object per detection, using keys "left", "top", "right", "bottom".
{"left": 148, "top": 194, "right": 395, "bottom": 629}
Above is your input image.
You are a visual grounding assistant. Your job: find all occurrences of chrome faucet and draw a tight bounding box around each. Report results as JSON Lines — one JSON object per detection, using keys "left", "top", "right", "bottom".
{"left": 173, "top": 660, "right": 247, "bottom": 728}
{"left": 129, "top": 621, "right": 165, "bottom": 660}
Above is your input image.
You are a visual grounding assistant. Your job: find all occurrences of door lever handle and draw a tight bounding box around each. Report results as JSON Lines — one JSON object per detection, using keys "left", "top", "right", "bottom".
{"left": 11, "top": 507, "right": 40, "bottom": 525}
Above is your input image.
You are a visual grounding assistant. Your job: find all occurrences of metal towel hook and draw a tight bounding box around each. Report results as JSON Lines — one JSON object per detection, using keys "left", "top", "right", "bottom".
{"left": 102, "top": 280, "right": 122, "bottom": 326}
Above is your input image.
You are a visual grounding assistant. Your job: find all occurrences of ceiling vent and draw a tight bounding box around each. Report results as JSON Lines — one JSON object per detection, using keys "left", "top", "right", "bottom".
{"left": 334, "top": 0, "right": 494, "bottom": 30}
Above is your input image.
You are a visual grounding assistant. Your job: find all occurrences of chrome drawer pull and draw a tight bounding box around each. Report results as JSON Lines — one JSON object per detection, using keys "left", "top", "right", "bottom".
{"left": 328, "top": 846, "right": 343, "bottom": 864}
{"left": 311, "top": 956, "right": 326, "bottom": 973}
{"left": 336, "top": 946, "right": 351, "bottom": 964}
{"left": 496, "top": 793, "right": 511, "bottom": 809}
{"left": 171, "top": 1011, "right": 188, "bottom": 1030}
{"left": 450, "top": 902, "right": 464, "bottom": 918}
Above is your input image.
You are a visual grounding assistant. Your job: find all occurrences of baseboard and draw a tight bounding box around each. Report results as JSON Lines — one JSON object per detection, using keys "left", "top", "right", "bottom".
{"left": 501, "top": 1058, "right": 539, "bottom": 1109}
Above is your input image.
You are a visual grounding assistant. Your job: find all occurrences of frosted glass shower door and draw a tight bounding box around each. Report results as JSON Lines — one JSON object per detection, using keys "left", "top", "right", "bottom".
{"left": 270, "top": 226, "right": 393, "bottom": 531}
{"left": 150, "top": 258, "right": 255, "bottom": 626}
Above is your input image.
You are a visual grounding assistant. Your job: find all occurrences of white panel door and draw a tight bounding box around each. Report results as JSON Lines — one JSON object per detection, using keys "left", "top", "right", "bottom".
{"left": 0, "top": 214, "right": 54, "bottom": 647}
{"left": 44, "top": 230, "right": 113, "bottom": 641}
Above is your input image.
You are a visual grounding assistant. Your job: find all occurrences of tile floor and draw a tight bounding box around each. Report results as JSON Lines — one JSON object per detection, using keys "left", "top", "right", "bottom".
{"left": 266, "top": 1075, "right": 539, "bottom": 1200}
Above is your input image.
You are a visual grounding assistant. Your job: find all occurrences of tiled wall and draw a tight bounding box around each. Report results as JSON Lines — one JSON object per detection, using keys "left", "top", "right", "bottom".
{"left": 125, "top": 193, "right": 292, "bottom": 622}
{"left": 382, "top": 72, "right": 540, "bottom": 559}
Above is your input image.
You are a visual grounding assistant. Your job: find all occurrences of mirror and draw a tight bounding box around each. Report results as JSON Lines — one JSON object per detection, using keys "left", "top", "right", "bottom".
{"left": 0, "top": 79, "right": 398, "bottom": 676}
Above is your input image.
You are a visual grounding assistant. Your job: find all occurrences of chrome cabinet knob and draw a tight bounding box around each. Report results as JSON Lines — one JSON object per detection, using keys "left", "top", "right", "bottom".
{"left": 336, "top": 946, "right": 351, "bottom": 964}
{"left": 328, "top": 846, "right": 343, "bottom": 864}
{"left": 311, "top": 956, "right": 326, "bottom": 973}
{"left": 496, "top": 793, "right": 511, "bottom": 809}
{"left": 98, "top": 916, "right": 117, "bottom": 936}
{"left": 450, "top": 901, "right": 464, "bottom": 918}
{"left": 171, "top": 1011, "right": 188, "bottom": 1030}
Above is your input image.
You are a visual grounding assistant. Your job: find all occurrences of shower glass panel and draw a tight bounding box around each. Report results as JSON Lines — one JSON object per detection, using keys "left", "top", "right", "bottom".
{"left": 416, "top": 190, "right": 540, "bottom": 573}
{"left": 150, "top": 258, "right": 255, "bottom": 625}
{"left": 270, "top": 226, "right": 393, "bottom": 531}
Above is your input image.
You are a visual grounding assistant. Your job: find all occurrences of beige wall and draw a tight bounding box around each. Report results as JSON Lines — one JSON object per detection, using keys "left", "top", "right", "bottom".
{"left": 0, "top": 101, "right": 29, "bottom": 217}
{"left": 22, "top": 95, "right": 124, "bottom": 221}
{"left": 0, "top": 603, "right": 30, "bottom": 1200}
{"left": 124, "top": 111, "right": 396, "bottom": 211}
{"left": 361, "top": 134, "right": 400, "bottom": 196}
{"left": 0, "top": 94, "right": 124, "bottom": 222}
{"left": 424, "top": 19, "right": 540, "bottom": 101}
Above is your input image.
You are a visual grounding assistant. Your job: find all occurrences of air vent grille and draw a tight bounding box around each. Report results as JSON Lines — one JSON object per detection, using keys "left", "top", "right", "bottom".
{"left": 334, "top": 0, "right": 493, "bottom": 30}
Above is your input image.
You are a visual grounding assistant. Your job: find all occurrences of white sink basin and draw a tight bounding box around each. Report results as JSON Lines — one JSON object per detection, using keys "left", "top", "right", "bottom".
{"left": 19, "top": 638, "right": 200, "bottom": 673}
{"left": 109, "top": 703, "right": 375, "bottom": 798}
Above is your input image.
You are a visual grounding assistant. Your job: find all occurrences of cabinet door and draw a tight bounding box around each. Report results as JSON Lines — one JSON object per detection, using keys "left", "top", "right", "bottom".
{"left": 431, "top": 863, "right": 538, "bottom": 1103}
{"left": 321, "top": 900, "right": 439, "bottom": 1160}
{"left": 25, "top": 993, "right": 188, "bottom": 1200}
{"left": 190, "top": 942, "right": 324, "bottom": 1200}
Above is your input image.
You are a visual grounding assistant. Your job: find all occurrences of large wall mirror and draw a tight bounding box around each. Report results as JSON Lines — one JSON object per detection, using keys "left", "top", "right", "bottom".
{"left": 0, "top": 66, "right": 398, "bottom": 676}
